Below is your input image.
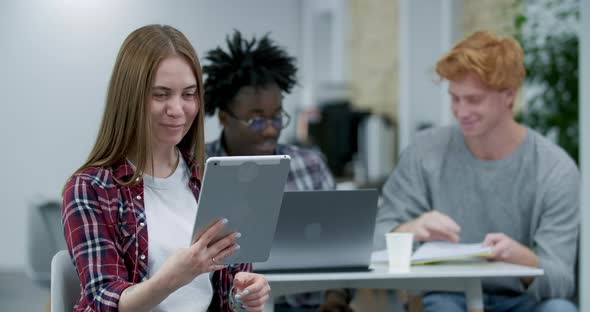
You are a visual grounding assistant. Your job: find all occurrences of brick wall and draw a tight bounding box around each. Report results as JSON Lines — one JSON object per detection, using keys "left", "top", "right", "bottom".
{"left": 349, "top": 0, "right": 399, "bottom": 122}
{"left": 348, "top": 0, "right": 520, "bottom": 121}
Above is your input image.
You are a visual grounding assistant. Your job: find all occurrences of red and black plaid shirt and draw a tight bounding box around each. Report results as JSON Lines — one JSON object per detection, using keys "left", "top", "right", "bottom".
{"left": 62, "top": 151, "right": 251, "bottom": 311}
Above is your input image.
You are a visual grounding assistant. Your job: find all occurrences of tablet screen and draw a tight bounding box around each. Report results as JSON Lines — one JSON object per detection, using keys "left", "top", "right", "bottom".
{"left": 191, "top": 155, "right": 290, "bottom": 264}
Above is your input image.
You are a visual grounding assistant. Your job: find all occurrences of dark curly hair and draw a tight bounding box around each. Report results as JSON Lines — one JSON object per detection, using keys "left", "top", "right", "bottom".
{"left": 203, "top": 30, "right": 297, "bottom": 116}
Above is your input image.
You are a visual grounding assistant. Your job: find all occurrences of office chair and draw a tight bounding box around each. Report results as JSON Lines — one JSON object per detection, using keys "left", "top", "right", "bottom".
{"left": 26, "top": 200, "right": 67, "bottom": 288}
{"left": 51, "top": 250, "right": 80, "bottom": 312}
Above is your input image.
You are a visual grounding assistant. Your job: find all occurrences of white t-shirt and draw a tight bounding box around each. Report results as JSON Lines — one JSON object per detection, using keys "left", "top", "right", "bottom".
{"left": 138, "top": 154, "right": 213, "bottom": 312}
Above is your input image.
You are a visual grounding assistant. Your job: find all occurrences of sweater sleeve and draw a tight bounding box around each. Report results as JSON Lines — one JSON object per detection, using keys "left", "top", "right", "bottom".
{"left": 526, "top": 159, "right": 580, "bottom": 300}
{"left": 373, "top": 143, "right": 432, "bottom": 250}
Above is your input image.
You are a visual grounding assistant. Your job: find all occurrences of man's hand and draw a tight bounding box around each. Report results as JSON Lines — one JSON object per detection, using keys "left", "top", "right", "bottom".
{"left": 395, "top": 211, "right": 461, "bottom": 242}
{"left": 483, "top": 233, "right": 538, "bottom": 266}
{"left": 483, "top": 233, "right": 539, "bottom": 286}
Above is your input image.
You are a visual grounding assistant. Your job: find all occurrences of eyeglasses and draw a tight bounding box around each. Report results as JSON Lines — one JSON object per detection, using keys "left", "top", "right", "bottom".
{"left": 223, "top": 109, "right": 291, "bottom": 133}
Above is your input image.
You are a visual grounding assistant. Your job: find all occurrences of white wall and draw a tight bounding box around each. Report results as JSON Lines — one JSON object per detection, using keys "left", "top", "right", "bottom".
{"left": 0, "top": 0, "right": 303, "bottom": 270}
{"left": 580, "top": 0, "right": 589, "bottom": 309}
{"left": 398, "top": 0, "right": 461, "bottom": 152}
{"left": 300, "top": 0, "right": 350, "bottom": 108}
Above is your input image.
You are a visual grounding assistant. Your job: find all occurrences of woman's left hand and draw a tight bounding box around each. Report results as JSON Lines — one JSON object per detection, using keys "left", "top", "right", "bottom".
{"left": 233, "top": 272, "right": 271, "bottom": 312}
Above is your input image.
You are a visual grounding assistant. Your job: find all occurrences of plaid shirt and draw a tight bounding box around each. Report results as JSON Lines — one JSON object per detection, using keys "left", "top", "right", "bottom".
{"left": 62, "top": 150, "right": 251, "bottom": 312}
{"left": 205, "top": 138, "right": 335, "bottom": 191}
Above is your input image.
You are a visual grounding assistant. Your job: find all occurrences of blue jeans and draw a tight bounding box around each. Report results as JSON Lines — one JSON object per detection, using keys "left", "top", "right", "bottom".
{"left": 422, "top": 292, "right": 577, "bottom": 312}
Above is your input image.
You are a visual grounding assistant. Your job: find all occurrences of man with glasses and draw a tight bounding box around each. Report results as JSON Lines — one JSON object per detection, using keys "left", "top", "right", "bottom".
{"left": 203, "top": 30, "right": 353, "bottom": 312}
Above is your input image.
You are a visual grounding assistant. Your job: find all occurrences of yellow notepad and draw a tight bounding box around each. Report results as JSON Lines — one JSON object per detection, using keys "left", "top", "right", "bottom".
{"left": 411, "top": 242, "right": 493, "bottom": 265}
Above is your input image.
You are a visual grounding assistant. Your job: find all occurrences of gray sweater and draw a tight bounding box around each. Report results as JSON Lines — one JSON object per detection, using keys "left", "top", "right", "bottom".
{"left": 374, "top": 126, "right": 579, "bottom": 300}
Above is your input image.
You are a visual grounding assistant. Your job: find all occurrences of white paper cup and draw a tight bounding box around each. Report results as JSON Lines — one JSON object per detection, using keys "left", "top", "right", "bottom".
{"left": 385, "top": 232, "right": 414, "bottom": 272}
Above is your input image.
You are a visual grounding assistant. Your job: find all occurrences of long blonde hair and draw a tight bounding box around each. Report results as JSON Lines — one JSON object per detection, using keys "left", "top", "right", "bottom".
{"left": 78, "top": 24, "right": 205, "bottom": 184}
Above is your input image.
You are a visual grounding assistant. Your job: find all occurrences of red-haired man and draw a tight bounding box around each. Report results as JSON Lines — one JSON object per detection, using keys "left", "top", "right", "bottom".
{"left": 374, "top": 31, "right": 579, "bottom": 311}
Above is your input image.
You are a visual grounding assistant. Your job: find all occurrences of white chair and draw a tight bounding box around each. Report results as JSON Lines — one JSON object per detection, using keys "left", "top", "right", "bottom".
{"left": 26, "top": 200, "right": 67, "bottom": 288}
{"left": 51, "top": 250, "right": 81, "bottom": 312}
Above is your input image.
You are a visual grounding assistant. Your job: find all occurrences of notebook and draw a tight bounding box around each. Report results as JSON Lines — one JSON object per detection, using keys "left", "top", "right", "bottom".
{"left": 253, "top": 189, "right": 379, "bottom": 273}
{"left": 371, "top": 241, "right": 492, "bottom": 266}
{"left": 411, "top": 242, "right": 492, "bottom": 265}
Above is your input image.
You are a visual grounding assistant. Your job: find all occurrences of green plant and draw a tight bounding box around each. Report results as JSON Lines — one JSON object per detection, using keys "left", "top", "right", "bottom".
{"left": 514, "top": 0, "right": 579, "bottom": 163}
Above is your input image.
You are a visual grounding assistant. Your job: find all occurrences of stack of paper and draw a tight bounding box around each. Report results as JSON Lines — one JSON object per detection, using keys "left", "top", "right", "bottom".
{"left": 411, "top": 242, "right": 492, "bottom": 265}
{"left": 370, "top": 242, "right": 493, "bottom": 266}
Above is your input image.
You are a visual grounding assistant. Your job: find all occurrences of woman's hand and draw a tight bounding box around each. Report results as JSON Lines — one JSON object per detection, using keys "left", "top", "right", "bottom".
{"left": 119, "top": 219, "right": 239, "bottom": 311}
{"left": 153, "top": 218, "right": 240, "bottom": 291}
{"left": 232, "top": 272, "right": 271, "bottom": 312}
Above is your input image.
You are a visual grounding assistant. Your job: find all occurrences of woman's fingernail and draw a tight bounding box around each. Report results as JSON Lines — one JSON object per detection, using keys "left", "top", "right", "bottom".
{"left": 235, "top": 244, "right": 241, "bottom": 251}
{"left": 221, "top": 218, "right": 228, "bottom": 224}
{"left": 242, "top": 289, "right": 250, "bottom": 296}
{"left": 235, "top": 232, "right": 242, "bottom": 238}
{"left": 235, "top": 294, "right": 242, "bottom": 301}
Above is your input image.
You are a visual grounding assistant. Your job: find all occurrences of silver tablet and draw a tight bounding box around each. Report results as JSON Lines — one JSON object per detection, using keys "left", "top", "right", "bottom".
{"left": 191, "top": 155, "right": 291, "bottom": 265}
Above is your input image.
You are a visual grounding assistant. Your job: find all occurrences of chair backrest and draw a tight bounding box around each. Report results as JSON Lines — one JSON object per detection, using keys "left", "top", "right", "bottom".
{"left": 51, "top": 250, "right": 81, "bottom": 312}
{"left": 26, "top": 200, "right": 67, "bottom": 288}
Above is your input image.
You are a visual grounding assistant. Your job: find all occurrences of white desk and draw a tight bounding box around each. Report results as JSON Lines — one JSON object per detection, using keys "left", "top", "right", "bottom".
{"left": 262, "top": 261, "right": 543, "bottom": 312}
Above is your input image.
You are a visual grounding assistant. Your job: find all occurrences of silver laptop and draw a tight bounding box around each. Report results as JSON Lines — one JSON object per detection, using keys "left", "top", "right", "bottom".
{"left": 253, "top": 189, "right": 378, "bottom": 273}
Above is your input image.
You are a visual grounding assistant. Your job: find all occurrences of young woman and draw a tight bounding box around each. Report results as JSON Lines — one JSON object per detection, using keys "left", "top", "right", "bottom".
{"left": 62, "top": 24, "right": 270, "bottom": 312}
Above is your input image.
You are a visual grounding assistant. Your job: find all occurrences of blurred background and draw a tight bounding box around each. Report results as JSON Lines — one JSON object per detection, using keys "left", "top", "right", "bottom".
{"left": 0, "top": 0, "right": 588, "bottom": 310}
